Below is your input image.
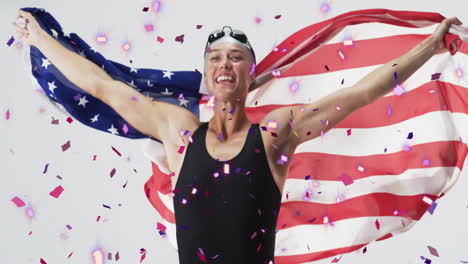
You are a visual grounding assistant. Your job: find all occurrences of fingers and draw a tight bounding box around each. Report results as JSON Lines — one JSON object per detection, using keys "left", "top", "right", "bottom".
{"left": 445, "top": 16, "right": 463, "bottom": 26}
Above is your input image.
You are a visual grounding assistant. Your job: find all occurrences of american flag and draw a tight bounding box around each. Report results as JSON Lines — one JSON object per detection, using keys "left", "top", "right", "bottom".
{"left": 22, "top": 7, "right": 468, "bottom": 264}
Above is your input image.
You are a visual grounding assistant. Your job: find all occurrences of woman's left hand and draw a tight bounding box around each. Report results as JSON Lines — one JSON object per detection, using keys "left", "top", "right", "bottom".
{"left": 431, "top": 16, "right": 463, "bottom": 53}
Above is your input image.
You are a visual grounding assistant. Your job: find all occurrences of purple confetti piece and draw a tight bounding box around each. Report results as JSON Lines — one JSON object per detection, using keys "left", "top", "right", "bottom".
{"left": 427, "top": 202, "right": 437, "bottom": 214}
{"left": 7, "top": 36, "right": 14, "bottom": 46}
{"left": 425, "top": 258, "right": 432, "bottom": 264}
{"left": 393, "top": 84, "right": 405, "bottom": 96}
{"left": 43, "top": 163, "right": 49, "bottom": 174}
{"left": 229, "top": 108, "right": 236, "bottom": 114}
{"left": 423, "top": 159, "right": 430, "bottom": 166}
{"left": 66, "top": 225, "right": 72, "bottom": 230}
{"left": 175, "top": 34, "right": 185, "bottom": 43}
{"left": 427, "top": 246, "right": 439, "bottom": 257}
{"left": 122, "top": 124, "right": 128, "bottom": 135}
{"left": 393, "top": 71, "right": 398, "bottom": 80}
{"left": 274, "top": 15, "right": 282, "bottom": 19}
{"left": 431, "top": 73, "right": 441, "bottom": 80}
{"left": 73, "top": 94, "right": 81, "bottom": 101}
{"left": 407, "top": 132, "right": 413, "bottom": 139}
{"left": 61, "top": 141, "right": 71, "bottom": 152}
{"left": 217, "top": 133, "right": 223, "bottom": 141}
{"left": 110, "top": 168, "right": 116, "bottom": 177}
{"left": 103, "top": 204, "right": 111, "bottom": 209}
{"left": 305, "top": 175, "right": 310, "bottom": 180}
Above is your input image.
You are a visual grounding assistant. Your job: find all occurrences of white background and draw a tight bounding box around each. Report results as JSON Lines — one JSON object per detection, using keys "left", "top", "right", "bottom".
{"left": 1, "top": 0, "right": 467, "bottom": 263}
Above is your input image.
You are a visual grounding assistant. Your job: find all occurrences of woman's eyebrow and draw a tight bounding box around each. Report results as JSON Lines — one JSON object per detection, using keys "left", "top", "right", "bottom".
{"left": 210, "top": 49, "right": 244, "bottom": 53}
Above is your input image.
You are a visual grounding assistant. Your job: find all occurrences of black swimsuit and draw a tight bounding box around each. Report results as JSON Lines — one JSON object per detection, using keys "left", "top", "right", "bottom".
{"left": 173, "top": 122, "right": 282, "bottom": 264}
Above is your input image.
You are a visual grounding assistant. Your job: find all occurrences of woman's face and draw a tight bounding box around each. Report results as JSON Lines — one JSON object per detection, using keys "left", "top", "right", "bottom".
{"left": 203, "top": 41, "right": 255, "bottom": 102}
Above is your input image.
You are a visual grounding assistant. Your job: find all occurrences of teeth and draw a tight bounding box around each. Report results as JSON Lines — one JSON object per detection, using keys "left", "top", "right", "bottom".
{"left": 216, "top": 75, "right": 234, "bottom": 82}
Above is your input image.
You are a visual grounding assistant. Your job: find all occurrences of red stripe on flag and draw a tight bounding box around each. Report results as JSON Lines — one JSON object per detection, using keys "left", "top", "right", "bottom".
{"left": 243, "top": 82, "right": 468, "bottom": 124}
{"left": 288, "top": 140, "right": 467, "bottom": 181}
{"left": 276, "top": 193, "right": 436, "bottom": 230}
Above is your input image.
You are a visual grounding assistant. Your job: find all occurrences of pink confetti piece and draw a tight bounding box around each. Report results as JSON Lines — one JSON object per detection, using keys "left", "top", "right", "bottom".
{"left": 274, "top": 15, "right": 282, "bottom": 19}
{"left": 346, "top": 129, "right": 351, "bottom": 136}
{"left": 249, "top": 63, "right": 256, "bottom": 76}
{"left": 175, "top": 34, "right": 184, "bottom": 43}
{"left": 115, "top": 252, "right": 120, "bottom": 261}
{"left": 111, "top": 146, "right": 122, "bottom": 156}
{"left": 122, "top": 181, "right": 128, "bottom": 188}
{"left": 5, "top": 109, "right": 10, "bottom": 120}
{"left": 177, "top": 145, "right": 185, "bottom": 154}
{"left": 142, "top": 7, "right": 149, "bottom": 12}
{"left": 375, "top": 219, "right": 380, "bottom": 230}
{"left": 140, "top": 248, "right": 146, "bottom": 263}
{"left": 196, "top": 25, "right": 203, "bottom": 29}
{"left": 49, "top": 185, "right": 64, "bottom": 198}
{"left": 157, "top": 222, "right": 167, "bottom": 232}
{"left": 61, "top": 141, "right": 71, "bottom": 152}
{"left": 144, "top": 24, "right": 154, "bottom": 32}
{"left": 96, "top": 216, "right": 101, "bottom": 222}
{"left": 43, "top": 163, "right": 49, "bottom": 174}
{"left": 66, "top": 117, "right": 73, "bottom": 123}
{"left": 427, "top": 246, "right": 439, "bottom": 257}
{"left": 11, "top": 196, "right": 25, "bottom": 207}
{"left": 7, "top": 36, "right": 14, "bottom": 46}
{"left": 40, "top": 258, "right": 48, "bottom": 264}
{"left": 66, "top": 225, "right": 72, "bottom": 230}
{"left": 363, "top": 246, "right": 367, "bottom": 253}
{"left": 320, "top": 2, "right": 330, "bottom": 14}
{"left": 156, "top": 36, "right": 164, "bottom": 43}
{"left": 110, "top": 168, "right": 116, "bottom": 177}
{"left": 122, "top": 124, "right": 129, "bottom": 135}
{"left": 67, "top": 252, "right": 74, "bottom": 258}
{"left": 423, "top": 159, "right": 430, "bottom": 166}
{"left": 51, "top": 117, "right": 59, "bottom": 125}
{"left": 254, "top": 17, "right": 262, "bottom": 24}
{"left": 93, "top": 155, "right": 97, "bottom": 160}
{"left": 108, "top": 253, "right": 112, "bottom": 260}
{"left": 339, "top": 173, "right": 354, "bottom": 186}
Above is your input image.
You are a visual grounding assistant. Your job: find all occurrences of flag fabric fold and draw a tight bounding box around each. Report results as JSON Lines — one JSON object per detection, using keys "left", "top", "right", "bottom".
{"left": 20, "top": 7, "right": 468, "bottom": 264}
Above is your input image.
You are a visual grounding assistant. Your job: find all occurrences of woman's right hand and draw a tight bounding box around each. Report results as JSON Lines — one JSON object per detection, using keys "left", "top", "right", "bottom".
{"left": 15, "top": 10, "right": 47, "bottom": 47}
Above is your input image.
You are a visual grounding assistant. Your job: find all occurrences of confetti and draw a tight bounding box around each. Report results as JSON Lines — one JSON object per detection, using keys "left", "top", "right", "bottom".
{"left": 156, "top": 36, "right": 164, "bottom": 43}
{"left": 67, "top": 252, "right": 74, "bottom": 258}
{"left": 96, "top": 216, "right": 101, "bottom": 222}
{"left": 431, "top": 73, "right": 441, "bottom": 80}
{"left": 289, "top": 80, "right": 299, "bottom": 92}
{"left": 254, "top": 17, "right": 262, "bottom": 24}
{"left": 95, "top": 34, "right": 108, "bottom": 44}
{"left": 343, "top": 39, "right": 353, "bottom": 46}
{"left": 249, "top": 63, "right": 256, "bottom": 76}
{"left": 386, "top": 104, "right": 392, "bottom": 117}
{"left": 51, "top": 117, "right": 59, "bottom": 124}
{"left": 92, "top": 249, "right": 104, "bottom": 264}
{"left": 196, "top": 25, "right": 203, "bottom": 29}
{"left": 122, "top": 124, "right": 129, "bottom": 135}
{"left": 274, "top": 15, "right": 282, "bottom": 19}
{"left": 123, "top": 181, "right": 128, "bottom": 188}
{"left": 272, "top": 69, "right": 281, "bottom": 77}
{"left": 267, "top": 121, "right": 278, "bottom": 129}
{"left": 103, "top": 204, "right": 111, "bottom": 209}
{"left": 394, "top": 71, "right": 398, "bottom": 80}
{"left": 66, "top": 225, "right": 72, "bottom": 230}
{"left": 427, "top": 246, "right": 439, "bottom": 257}
{"left": 175, "top": 34, "right": 184, "bottom": 43}
{"left": 110, "top": 168, "right": 116, "bottom": 177}
{"left": 111, "top": 146, "right": 122, "bottom": 156}
{"left": 455, "top": 67, "right": 463, "bottom": 78}
{"left": 423, "top": 159, "right": 430, "bottom": 166}
{"left": 49, "top": 185, "right": 64, "bottom": 198}
{"left": 61, "top": 141, "right": 71, "bottom": 152}
{"left": 144, "top": 24, "right": 154, "bottom": 32}
{"left": 121, "top": 41, "right": 132, "bottom": 52}
{"left": 142, "top": 7, "right": 149, "bottom": 12}
{"left": 425, "top": 258, "right": 432, "bottom": 264}
{"left": 177, "top": 145, "right": 185, "bottom": 154}
{"left": 224, "top": 163, "right": 230, "bottom": 174}
{"left": 375, "top": 219, "right": 380, "bottom": 230}
{"left": 320, "top": 1, "right": 330, "bottom": 14}
{"left": 66, "top": 117, "right": 73, "bottom": 123}
{"left": 407, "top": 132, "right": 413, "bottom": 139}
{"left": 191, "top": 188, "right": 197, "bottom": 195}
{"left": 363, "top": 246, "right": 367, "bottom": 253}
{"left": 40, "top": 259, "right": 48, "bottom": 264}
{"left": 115, "top": 252, "right": 120, "bottom": 261}
{"left": 325, "top": 65, "right": 330, "bottom": 71}
{"left": 346, "top": 129, "right": 351, "bottom": 136}
{"left": 339, "top": 173, "right": 354, "bottom": 186}
{"left": 152, "top": 0, "right": 161, "bottom": 12}
{"left": 338, "top": 49, "right": 345, "bottom": 60}
{"left": 392, "top": 84, "right": 405, "bottom": 96}
{"left": 357, "top": 165, "right": 365, "bottom": 173}
{"left": 43, "top": 163, "right": 49, "bottom": 174}
{"left": 11, "top": 196, "right": 25, "bottom": 207}
{"left": 5, "top": 109, "right": 10, "bottom": 120}
{"left": 7, "top": 36, "right": 14, "bottom": 46}
{"left": 427, "top": 201, "right": 438, "bottom": 214}
{"left": 157, "top": 222, "right": 167, "bottom": 232}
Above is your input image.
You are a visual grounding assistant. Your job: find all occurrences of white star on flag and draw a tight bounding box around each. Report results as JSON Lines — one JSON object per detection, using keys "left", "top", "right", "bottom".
{"left": 127, "top": 80, "right": 137, "bottom": 88}
{"left": 107, "top": 124, "right": 119, "bottom": 135}
{"left": 51, "top": 29, "right": 58, "bottom": 39}
{"left": 78, "top": 96, "right": 89, "bottom": 107}
{"left": 162, "top": 71, "right": 174, "bottom": 79}
{"left": 161, "top": 88, "right": 173, "bottom": 95}
{"left": 147, "top": 80, "right": 154, "bottom": 87}
{"left": 41, "top": 58, "right": 51, "bottom": 69}
{"left": 90, "top": 114, "right": 99, "bottom": 123}
{"left": 48, "top": 81, "right": 57, "bottom": 93}
{"left": 130, "top": 67, "right": 138, "bottom": 73}
{"left": 178, "top": 96, "right": 189, "bottom": 107}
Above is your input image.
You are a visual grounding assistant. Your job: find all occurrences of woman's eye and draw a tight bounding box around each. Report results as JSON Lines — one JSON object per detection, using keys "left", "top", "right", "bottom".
{"left": 211, "top": 56, "right": 219, "bottom": 61}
